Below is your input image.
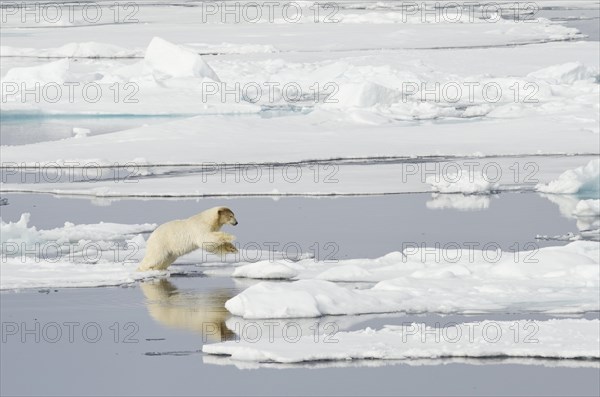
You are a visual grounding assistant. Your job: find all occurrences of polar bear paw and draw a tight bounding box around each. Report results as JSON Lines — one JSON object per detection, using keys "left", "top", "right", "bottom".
{"left": 214, "top": 242, "right": 239, "bottom": 255}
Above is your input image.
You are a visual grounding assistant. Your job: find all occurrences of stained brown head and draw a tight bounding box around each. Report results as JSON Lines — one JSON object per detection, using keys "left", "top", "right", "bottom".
{"left": 217, "top": 207, "right": 238, "bottom": 226}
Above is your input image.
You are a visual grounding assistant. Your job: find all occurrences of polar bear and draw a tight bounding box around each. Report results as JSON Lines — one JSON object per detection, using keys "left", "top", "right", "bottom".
{"left": 137, "top": 206, "right": 238, "bottom": 271}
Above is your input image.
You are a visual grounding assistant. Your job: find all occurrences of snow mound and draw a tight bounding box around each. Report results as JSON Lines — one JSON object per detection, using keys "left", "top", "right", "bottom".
{"left": 203, "top": 319, "right": 600, "bottom": 363}
{"left": 1, "top": 59, "right": 72, "bottom": 85}
{"left": 325, "top": 82, "right": 399, "bottom": 108}
{"left": 536, "top": 159, "right": 600, "bottom": 195}
{"left": 224, "top": 241, "right": 599, "bottom": 318}
{"left": 72, "top": 127, "right": 91, "bottom": 138}
{"left": 528, "top": 62, "right": 600, "bottom": 84}
{"left": 144, "top": 37, "right": 220, "bottom": 81}
{"left": 426, "top": 171, "right": 499, "bottom": 194}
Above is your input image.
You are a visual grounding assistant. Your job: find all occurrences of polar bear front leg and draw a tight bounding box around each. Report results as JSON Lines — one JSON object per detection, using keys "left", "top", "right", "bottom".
{"left": 199, "top": 232, "right": 236, "bottom": 254}
{"left": 199, "top": 231, "right": 235, "bottom": 246}
{"left": 212, "top": 231, "right": 235, "bottom": 243}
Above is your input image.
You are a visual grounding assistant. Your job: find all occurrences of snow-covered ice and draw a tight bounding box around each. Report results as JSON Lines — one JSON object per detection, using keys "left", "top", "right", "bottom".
{"left": 2, "top": 58, "right": 73, "bottom": 86}
{"left": 232, "top": 261, "right": 300, "bottom": 280}
{"left": 527, "top": 62, "right": 599, "bottom": 84}
{"left": 1, "top": 0, "right": 600, "bottom": 394}
{"left": 0, "top": 4, "right": 584, "bottom": 53}
{"left": 1, "top": 212, "right": 155, "bottom": 251}
{"left": 2, "top": 36, "right": 598, "bottom": 166}
{"left": 204, "top": 354, "right": 600, "bottom": 370}
{"left": 225, "top": 242, "right": 599, "bottom": 318}
{"left": 1, "top": 112, "right": 598, "bottom": 167}
{"left": 4, "top": 156, "right": 598, "bottom": 198}
{"left": 203, "top": 319, "right": 600, "bottom": 363}
{"left": 0, "top": 255, "right": 162, "bottom": 290}
{"left": 0, "top": 213, "right": 157, "bottom": 289}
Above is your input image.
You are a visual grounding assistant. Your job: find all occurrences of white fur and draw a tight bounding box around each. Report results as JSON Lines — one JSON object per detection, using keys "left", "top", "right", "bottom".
{"left": 137, "top": 206, "right": 235, "bottom": 271}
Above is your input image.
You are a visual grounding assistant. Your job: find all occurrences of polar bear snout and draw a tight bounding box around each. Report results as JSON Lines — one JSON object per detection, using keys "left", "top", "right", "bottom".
{"left": 218, "top": 207, "right": 238, "bottom": 226}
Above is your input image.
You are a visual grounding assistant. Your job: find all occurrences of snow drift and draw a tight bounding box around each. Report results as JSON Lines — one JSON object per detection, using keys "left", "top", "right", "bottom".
{"left": 143, "top": 37, "right": 220, "bottom": 81}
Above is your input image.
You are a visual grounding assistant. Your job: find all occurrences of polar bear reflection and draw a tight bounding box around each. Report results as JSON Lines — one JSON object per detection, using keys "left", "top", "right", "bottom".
{"left": 141, "top": 279, "right": 235, "bottom": 342}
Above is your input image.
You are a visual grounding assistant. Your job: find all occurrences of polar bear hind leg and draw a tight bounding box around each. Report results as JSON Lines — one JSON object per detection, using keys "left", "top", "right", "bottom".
{"left": 137, "top": 252, "right": 177, "bottom": 271}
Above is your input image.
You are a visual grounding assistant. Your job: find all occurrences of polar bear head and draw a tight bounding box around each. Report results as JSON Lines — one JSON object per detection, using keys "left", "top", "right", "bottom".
{"left": 217, "top": 207, "right": 238, "bottom": 226}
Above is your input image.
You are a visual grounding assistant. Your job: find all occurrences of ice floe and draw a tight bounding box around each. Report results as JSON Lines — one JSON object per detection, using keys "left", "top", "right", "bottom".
{"left": 1, "top": 213, "right": 155, "bottom": 251}
{"left": 225, "top": 241, "right": 599, "bottom": 318}
{"left": 537, "top": 159, "right": 600, "bottom": 195}
{"left": 203, "top": 319, "right": 600, "bottom": 363}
